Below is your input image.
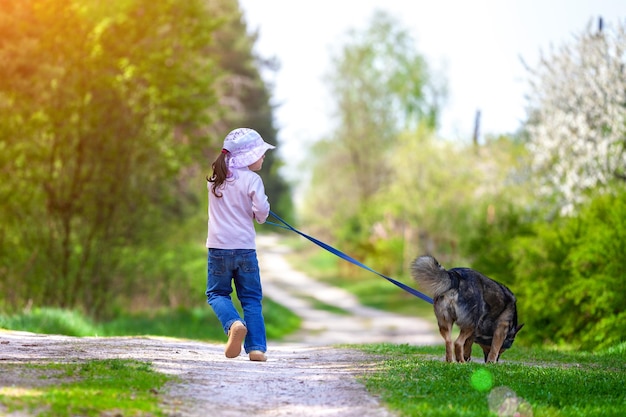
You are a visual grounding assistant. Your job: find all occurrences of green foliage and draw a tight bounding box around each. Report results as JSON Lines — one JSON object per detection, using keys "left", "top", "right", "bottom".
{"left": 111, "top": 235, "right": 208, "bottom": 316}
{"left": 0, "top": 0, "right": 292, "bottom": 319}
{"left": 358, "top": 343, "right": 626, "bottom": 417}
{"left": 511, "top": 190, "right": 626, "bottom": 351}
{"left": 0, "top": 0, "right": 219, "bottom": 316}
{"left": 461, "top": 201, "right": 537, "bottom": 286}
{"left": 0, "top": 359, "right": 169, "bottom": 417}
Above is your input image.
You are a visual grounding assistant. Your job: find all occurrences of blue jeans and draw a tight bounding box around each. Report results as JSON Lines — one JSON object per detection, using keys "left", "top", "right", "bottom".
{"left": 206, "top": 248, "right": 267, "bottom": 353}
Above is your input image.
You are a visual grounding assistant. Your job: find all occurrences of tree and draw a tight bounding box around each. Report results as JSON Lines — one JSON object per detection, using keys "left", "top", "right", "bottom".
{"left": 204, "top": 0, "right": 293, "bottom": 220}
{"left": 524, "top": 18, "right": 626, "bottom": 214}
{"left": 0, "top": 0, "right": 292, "bottom": 317}
{"left": 0, "top": 0, "right": 218, "bottom": 316}
{"left": 303, "top": 10, "right": 443, "bottom": 243}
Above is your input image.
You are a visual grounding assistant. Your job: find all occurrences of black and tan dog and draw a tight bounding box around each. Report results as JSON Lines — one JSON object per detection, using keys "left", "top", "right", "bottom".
{"left": 411, "top": 255, "right": 523, "bottom": 363}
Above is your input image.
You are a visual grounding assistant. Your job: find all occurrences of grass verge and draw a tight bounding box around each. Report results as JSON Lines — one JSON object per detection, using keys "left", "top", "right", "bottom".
{"left": 356, "top": 343, "right": 626, "bottom": 417}
{"left": 0, "top": 359, "right": 170, "bottom": 417}
{"left": 0, "top": 300, "right": 301, "bottom": 342}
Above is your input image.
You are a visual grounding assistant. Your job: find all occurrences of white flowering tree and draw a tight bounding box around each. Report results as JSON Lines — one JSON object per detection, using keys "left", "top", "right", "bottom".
{"left": 525, "top": 18, "right": 626, "bottom": 213}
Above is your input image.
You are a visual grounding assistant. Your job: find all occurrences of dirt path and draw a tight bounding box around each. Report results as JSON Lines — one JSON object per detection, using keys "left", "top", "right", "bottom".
{"left": 258, "top": 234, "right": 438, "bottom": 346}
{"left": 0, "top": 234, "right": 438, "bottom": 417}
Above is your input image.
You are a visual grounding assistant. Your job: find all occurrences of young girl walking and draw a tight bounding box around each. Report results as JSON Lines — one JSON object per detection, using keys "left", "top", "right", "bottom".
{"left": 205, "top": 128, "right": 275, "bottom": 362}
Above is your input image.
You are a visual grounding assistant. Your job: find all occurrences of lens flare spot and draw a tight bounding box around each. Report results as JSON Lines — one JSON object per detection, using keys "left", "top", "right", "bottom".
{"left": 470, "top": 367, "right": 494, "bottom": 392}
{"left": 488, "top": 386, "right": 534, "bottom": 417}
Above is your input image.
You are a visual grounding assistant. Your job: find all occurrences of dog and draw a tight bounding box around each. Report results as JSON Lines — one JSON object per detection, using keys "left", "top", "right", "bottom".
{"left": 411, "top": 255, "right": 523, "bottom": 363}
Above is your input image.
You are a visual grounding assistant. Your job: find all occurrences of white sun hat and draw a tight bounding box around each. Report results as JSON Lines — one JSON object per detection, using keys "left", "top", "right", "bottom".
{"left": 222, "top": 128, "right": 275, "bottom": 169}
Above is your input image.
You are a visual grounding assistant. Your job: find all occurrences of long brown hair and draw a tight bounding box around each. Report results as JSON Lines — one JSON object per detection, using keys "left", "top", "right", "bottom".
{"left": 207, "top": 151, "right": 229, "bottom": 198}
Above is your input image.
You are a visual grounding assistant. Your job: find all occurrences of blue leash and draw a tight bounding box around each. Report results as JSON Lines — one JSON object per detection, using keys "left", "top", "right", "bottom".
{"left": 265, "top": 210, "right": 434, "bottom": 305}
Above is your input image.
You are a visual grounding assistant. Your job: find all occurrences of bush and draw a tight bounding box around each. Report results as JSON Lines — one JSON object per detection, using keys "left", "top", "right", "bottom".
{"left": 511, "top": 190, "right": 626, "bottom": 350}
{"left": 461, "top": 201, "right": 536, "bottom": 287}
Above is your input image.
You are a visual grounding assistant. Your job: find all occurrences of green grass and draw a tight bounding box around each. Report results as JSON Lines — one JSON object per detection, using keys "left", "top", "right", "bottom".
{"left": 356, "top": 343, "right": 626, "bottom": 417}
{"left": 0, "top": 301, "right": 301, "bottom": 342}
{"left": 0, "top": 359, "right": 169, "bottom": 417}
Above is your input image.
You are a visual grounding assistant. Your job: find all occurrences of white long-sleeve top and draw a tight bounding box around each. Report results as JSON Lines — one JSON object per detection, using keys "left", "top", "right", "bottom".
{"left": 206, "top": 167, "right": 270, "bottom": 249}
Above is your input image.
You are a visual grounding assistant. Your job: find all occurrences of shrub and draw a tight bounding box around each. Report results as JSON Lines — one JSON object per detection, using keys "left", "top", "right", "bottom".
{"left": 512, "top": 190, "right": 626, "bottom": 350}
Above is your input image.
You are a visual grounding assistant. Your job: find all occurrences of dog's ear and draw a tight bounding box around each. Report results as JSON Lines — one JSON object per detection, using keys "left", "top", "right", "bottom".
{"left": 515, "top": 323, "right": 525, "bottom": 334}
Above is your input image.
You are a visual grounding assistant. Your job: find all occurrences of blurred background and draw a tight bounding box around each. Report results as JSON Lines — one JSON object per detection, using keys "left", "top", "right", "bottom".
{"left": 0, "top": 0, "right": 624, "bottom": 351}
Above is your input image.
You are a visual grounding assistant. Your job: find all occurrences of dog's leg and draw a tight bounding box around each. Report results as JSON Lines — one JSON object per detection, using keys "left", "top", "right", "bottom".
{"left": 454, "top": 327, "right": 475, "bottom": 363}
{"left": 480, "top": 345, "right": 490, "bottom": 362}
{"left": 463, "top": 334, "right": 475, "bottom": 362}
{"left": 436, "top": 320, "right": 455, "bottom": 362}
{"left": 434, "top": 298, "right": 456, "bottom": 362}
{"left": 486, "top": 321, "right": 509, "bottom": 363}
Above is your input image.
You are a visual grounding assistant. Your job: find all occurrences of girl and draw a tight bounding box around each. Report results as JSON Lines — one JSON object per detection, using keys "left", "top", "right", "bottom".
{"left": 205, "top": 128, "right": 275, "bottom": 362}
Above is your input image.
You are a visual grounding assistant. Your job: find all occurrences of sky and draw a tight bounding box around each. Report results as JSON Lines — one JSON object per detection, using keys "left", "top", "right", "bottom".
{"left": 238, "top": 0, "right": 626, "bottom": 181}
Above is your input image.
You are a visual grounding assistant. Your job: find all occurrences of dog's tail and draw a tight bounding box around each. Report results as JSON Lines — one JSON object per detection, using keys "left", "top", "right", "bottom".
{"left": 410, "top": 255, "right": 451, "bottom": 297}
